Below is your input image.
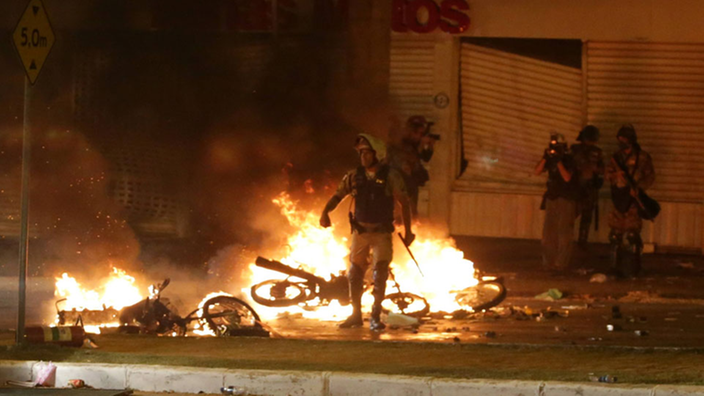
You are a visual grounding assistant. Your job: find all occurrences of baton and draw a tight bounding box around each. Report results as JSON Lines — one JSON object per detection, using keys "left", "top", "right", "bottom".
{"left": 397, "top": 232, "right": 424, "bottom": 277}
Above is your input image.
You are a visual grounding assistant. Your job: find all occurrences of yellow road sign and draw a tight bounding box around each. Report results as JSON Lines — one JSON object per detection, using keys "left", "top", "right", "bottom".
{"left": 12, "top": 0, "right": 55, "bottom": 84}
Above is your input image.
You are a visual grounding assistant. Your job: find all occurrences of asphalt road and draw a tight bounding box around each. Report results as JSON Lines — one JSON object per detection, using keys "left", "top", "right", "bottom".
{"left": 261, "top": 297, "right": 704, "bottom": 348}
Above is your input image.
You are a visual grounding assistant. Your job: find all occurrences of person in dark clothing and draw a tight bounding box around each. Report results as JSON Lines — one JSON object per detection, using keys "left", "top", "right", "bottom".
{"left": 535, "top": 133, "right": 580, "bottom": 270}
{"left": 319, "top": 133, "right": 414, "bottom": 331}
{"left": 606, "top": 124, "right": 655, "bottom": 278}
{"left": 386, "top": 116, "right": 436, "bottom": 216}
{"left": 571, "top": 125, "right": 605, "bottom": 247}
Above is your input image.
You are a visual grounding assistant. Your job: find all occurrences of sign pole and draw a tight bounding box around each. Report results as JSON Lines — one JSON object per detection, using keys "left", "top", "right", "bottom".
{"left": 16, "top": 76, "right": 32, "bottom": 345}
{"left": 11, "top": 0, "right": 54, "bottom": 345}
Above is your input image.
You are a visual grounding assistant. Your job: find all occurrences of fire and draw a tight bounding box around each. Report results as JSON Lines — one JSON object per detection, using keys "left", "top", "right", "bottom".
{"left": 245, "top": 192, "right": 479, "bottom": 320}
{"left": 54, "top": 267, "right": 144, "bottom": 333}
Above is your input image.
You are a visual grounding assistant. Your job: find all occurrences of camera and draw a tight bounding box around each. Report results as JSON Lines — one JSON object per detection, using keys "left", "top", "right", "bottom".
{"left": 423, "top": 122, "right": 441, "bottom": 141}
{"left": 546, "top": 133, "right": 567, "bottom": 159}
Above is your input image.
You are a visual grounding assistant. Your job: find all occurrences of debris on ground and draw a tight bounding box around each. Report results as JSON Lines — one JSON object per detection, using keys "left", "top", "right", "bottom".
{"left": 535, "top": 289, "right": 564, "bottom": 301}
{"left": 386, "top": 312, "right": 419, "bottom": 327}
{"left": 589, "top": 273, "right": 608, "bottom": 283}
{"left": 634, "top": 330, "right": 649, "bottom": 336}
{"left": 678, "top": 262, "right": 695, "bottom": 270}
{"left": 589, "top": 374, "right": 617, "bottom": 383}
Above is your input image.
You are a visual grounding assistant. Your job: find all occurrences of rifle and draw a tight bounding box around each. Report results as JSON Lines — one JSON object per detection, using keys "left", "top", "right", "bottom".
{"left": 610, "top": 157, "right": 660, "bottom": 220}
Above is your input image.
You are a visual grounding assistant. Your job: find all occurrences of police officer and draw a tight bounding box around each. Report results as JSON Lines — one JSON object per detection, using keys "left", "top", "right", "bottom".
{"left": 606, "top": 124, "right": 655, "bottom": 277}
{"left": 571, "top": 125, "right": 605, "bottom": 247}
{"left": 320, "top": 134, "right": 415, "bottom": 331}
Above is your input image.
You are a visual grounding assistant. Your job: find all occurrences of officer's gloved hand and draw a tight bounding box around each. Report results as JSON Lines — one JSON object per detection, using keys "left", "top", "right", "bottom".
{"left": 319, "top": 213, "right": 332, "bottom": 228}
{"left": 404, "top": 232, "right": 416, "bottom": 246}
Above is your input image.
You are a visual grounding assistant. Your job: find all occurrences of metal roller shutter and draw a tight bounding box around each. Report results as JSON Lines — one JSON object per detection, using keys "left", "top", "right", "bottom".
{"left": 587, "top": 41, "right": 704, "bottom": 202}
{"left": 456, "top": 43, "right": 583, "bottom": 190}
{"left": 389, "top": 35, "right": 436, "bottom": 123}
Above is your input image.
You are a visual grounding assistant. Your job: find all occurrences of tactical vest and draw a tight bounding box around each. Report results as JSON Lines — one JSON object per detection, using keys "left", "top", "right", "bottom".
{"left": 352, "top": 165, "right": 395, "bottom": 226}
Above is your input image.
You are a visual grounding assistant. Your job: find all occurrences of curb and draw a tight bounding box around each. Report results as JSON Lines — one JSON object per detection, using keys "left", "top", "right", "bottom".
{"left": 1, "top": 360, "right": 703, "bottom": 395}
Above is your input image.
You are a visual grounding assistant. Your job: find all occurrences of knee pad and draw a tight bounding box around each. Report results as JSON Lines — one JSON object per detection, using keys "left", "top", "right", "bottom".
{"left": 348, "top": 263, "right": 365, "bottom": 283}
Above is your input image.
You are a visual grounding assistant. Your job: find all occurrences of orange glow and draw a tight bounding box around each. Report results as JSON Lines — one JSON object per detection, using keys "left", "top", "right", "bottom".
{"left": 245, "top": 192, "right": 479, "bottom": 320}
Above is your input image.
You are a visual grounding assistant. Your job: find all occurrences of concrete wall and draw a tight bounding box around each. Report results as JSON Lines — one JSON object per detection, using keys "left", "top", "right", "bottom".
{"left": 462, "top": 0, "right": 704, "bottom": 43}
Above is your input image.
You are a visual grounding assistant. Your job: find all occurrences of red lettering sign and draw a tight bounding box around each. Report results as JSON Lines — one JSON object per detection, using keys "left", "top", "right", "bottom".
{"left": 392, "top": 0, "right": 470, "bottom": 34}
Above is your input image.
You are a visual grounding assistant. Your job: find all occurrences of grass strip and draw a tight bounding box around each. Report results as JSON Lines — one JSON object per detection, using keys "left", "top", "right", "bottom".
{"left": 2, "top": 333, "right": 703, "bottom": 385}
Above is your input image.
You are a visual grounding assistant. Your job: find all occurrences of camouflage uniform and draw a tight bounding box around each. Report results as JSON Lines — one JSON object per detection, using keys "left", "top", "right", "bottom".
{"left": 606, "top": 145, "right": 655, "bottom": 277}
{"left": 571, "top": 143, "right": 604, "bottom": 245}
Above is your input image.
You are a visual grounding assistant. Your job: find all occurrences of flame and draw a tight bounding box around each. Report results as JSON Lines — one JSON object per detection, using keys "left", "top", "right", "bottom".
{"left": 54, "top": 267, "right": 144, "bottom": 332}
{"left": 55, "top": 267, "right": 143, "bottom": 311}
{"left": 192, "top": 291, "right": 233, "bottom": 336}
{"left": 245, "top": 192, "right": 479, "bottom": 320}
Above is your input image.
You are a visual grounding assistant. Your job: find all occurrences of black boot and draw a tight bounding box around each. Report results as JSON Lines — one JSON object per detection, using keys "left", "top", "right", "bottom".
{"left": 625, "top": 232, "right": 643, "bottom": 277}
{"left": 608, "top": 231, "right": 624, "bottom": 278}
{"left": 577, "top": 220, "right": 590, "bottom": 248}
{"left": 369, "top": 261, "right": 390, "bottom": 331}
{"left": 339, "top": 264, "right": 364, "bottom": 329}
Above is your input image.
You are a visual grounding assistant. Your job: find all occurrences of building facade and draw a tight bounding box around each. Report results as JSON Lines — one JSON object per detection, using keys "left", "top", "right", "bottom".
{"left": 389, "top": 0, "right": 704, "bottom": 252}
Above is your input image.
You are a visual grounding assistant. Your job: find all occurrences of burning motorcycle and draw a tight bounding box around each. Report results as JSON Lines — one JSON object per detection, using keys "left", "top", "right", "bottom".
{"left": 250, "top": 256, "right": 431, "bottom": 317}
{"left": 250, "top": 256, "right": 506, "bottom": 317}
{"left": 58, "top": 278, "right": 267, "bottom": 337}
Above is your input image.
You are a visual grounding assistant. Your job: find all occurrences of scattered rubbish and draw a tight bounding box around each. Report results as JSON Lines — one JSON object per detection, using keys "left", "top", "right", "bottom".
{"left": 35, "top": 361, "right": 57, "bottom": 387}
{"left": 576, "top": 268, "right": 593, "bottom": 276}
{"left": 665, "top": 318, "right": 678, "bottom": 322}
{"left": 82, "top": 337, "right": 99, "bottom": 349}
{"left": 67, "top": 379, "right": 86, "bottom": 388}
{"left": 589, "top": 374, "right": 618, "bottom": 383}
{"left": 678, "top": 262, "right": 695, "bottom": 269}
{"left": 222, "top": 386, "right": 247, "bottom": 395}
{"left": 588, "top": 337, "right": 603, "bottom": 341}
{"left": 634, "top": 330, "right": 649, "bottom": 337}
{"left": 484, "top": 331, "right": 497, "bottom": 338}
{"left": 611, "top": 306, "right": 622, "bottom": 319}
{"left": 618, "top": 291, "right": 660, "bottom": 303}
{"left": 606, "top": 324, "right": 622, "bottom": 332}
{"left": 589, "top": 273, "right": 607, "bottom": 283}
{"left": 386, "top": 312, "right": 419, "bottom": 327}
{"left": 561, "top": 304, "right": 589, "bottom": 310}
{"left": 554, "top": 326, "right": 566, "bottom": 332}
{"left": 535, "top": 289, "right": 563, "bottom": 301}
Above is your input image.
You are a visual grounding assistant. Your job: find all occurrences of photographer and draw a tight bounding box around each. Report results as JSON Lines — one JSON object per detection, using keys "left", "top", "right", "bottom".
{"left": 386, "top": 115, "right": 438, "bottom": 216}
{"left": 535, "top": 133, "right": 580, "bottom": 271}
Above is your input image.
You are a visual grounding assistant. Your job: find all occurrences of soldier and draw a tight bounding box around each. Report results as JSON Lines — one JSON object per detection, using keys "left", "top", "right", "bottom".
{"left": 606, "top": 124, "right": 655, "bottom": 278}
{"left": 386, "top": 116, "right": 436, "bottom": 216}
{"left": 571, "top": 125, "right": 605, "bottom": 247}
{"left": 320, "top": 134, "right": 415, "bottom": 331}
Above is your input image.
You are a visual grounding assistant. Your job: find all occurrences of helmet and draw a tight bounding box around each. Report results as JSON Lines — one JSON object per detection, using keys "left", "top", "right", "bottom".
{"left": 407, "top": 115, "right": 427, "bottom": 128}
{"left": 617, "top": 124, "right": 637, "bottom": 143}
{"left": 577, "top": 125, "right": 600, "bottom": 142}
{"left": 355, "top": 133, "right": 387, "bottom": 161}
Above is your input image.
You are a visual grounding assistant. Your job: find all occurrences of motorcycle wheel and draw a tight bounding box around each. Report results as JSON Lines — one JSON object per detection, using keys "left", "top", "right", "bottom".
{"left": 250, "top": 280, "right": 309, "bottom": 307}
{"left": 454, "top": 281, "right": 506, "bottom": 312}
{"left": 201, "top": 296, "right": 261, "bottom": 337}
{"left": 381, "top": 292, "right": 430, "bottom": 318}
